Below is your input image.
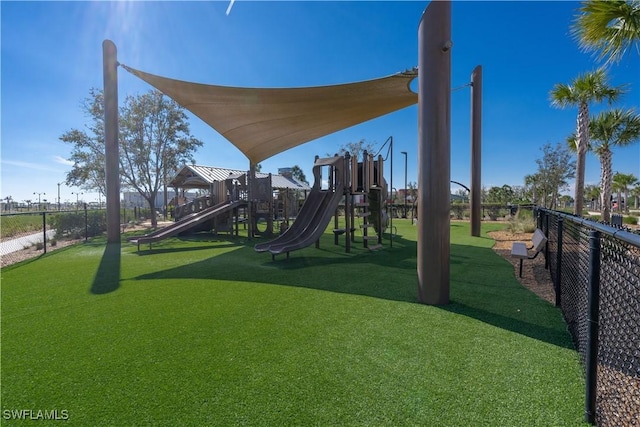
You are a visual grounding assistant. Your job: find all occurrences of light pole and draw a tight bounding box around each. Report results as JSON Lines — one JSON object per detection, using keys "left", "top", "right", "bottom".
{"left": 72, "top": 192, "right": 83, "bottom": 212}
{"left": 33, "top": 192, "right": 45, "bottom": 211}
{"left": 401, "top": 151, "right": 407, "bottom": 218}
{"left": 57, "top": 182, "right": 63, "bottom": 211}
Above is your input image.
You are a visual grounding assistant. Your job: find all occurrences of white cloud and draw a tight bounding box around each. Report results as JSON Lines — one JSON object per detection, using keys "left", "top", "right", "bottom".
{"left": 53, "top": 155, "right": 74, "bottom": 166}
{"left": 1, "top": 159, "right": 61, "bottom": 173}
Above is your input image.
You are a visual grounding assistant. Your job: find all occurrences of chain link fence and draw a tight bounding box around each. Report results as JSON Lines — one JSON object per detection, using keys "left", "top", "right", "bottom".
{"left": 538, "top": 208, "right": 639, "bottom": 426}
{"left": 0, "top": 208, "right": 107, "bottom": 268}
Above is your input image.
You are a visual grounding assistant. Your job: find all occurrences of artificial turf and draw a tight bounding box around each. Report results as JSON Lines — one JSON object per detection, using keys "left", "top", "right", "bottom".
{"left": 1, "top": 220, "right": 587, "bottom": 425}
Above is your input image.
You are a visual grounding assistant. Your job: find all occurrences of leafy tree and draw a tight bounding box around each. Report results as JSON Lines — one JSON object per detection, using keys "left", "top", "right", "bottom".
{"left": 524, "top": 173, "right": 542, "bottom": 205}
{"left": 61, "top": 89, "right": 203, "bottom": 228}
{"left": 336, "top": 139, "right": 377, "bottom": 160}
{"left": 549, "top": 69, "right": 625, "bottom": 215}
{"left": 454, "top": 188, "right": 469, "bottom": 202}
{"left": 290, "top": 165, "right": 308, "bottom": 184}
{"left": 533, "top": 143, "right": 576, "bottom": 209}
{"left": 407, "top": 181, "right": 418, "bottom": 202}
{"left": 61, "top": 88, "right": 108, "bottom": 197}
{"left": 587, "top": 108, "right": 640, "bottom": 220}
{"left": 486, "top": 185, "right": 515, "bottom": 205}
{"left": 510, "top": 185, "right": 529, "bottom": 204}
{"left": 559, "top": 195, "right": 575, "bottom": 209}
{"left": 571, "top": 0, "right": 640, "bottom": 66}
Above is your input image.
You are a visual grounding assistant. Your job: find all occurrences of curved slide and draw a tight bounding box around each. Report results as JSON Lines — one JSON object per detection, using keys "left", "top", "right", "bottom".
{"left": 255, "top": 156, "right": 345, "bottom": 258}
{"left": 129, "top": 200, "right": 245, "bottom": 249}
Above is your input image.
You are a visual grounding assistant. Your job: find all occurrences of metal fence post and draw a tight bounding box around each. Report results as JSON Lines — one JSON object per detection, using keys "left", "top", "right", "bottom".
{"left": 84, "top": 204, "right": 88, "bottom": 242}
{"left": 555, "top": 217, "right": 563, "bottom": 307}
{"left": 42, "top": 211, "right": 47, "bottom": 254}
{"left": 585, "top": 230, "right": 601, "bottom": 425}
{"left": 544, "top": 211, "right": 549, "bottom": 269}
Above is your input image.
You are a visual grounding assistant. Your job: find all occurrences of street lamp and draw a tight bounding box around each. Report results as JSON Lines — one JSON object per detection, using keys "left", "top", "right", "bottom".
{"left": 72, "top": 192, "right": 83, "bottom": 212}
{"left": 400, "top": 151, "right": 407, "bottom": 218}
{"left": 57, "top": 182, "right": 63, "bottom": 211}
{"left": 33, "top": 192, "right": 45, "bottom": 211}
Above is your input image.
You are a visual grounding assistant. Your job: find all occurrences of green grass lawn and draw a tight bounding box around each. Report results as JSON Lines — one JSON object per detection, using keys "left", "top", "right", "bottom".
{"left": 1, "top": 220, "right": 586, "bottom": 426}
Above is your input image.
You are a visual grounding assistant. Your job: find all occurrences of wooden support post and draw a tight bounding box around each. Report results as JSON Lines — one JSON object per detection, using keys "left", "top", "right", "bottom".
{"left": 417, "top": 1, "right": 451, "bottom": 305}
{"left": 103, "top": 40, "right": 121, "bottom": 244}
{"left": 470, "top": 65, "right": 482, "bottom": 237}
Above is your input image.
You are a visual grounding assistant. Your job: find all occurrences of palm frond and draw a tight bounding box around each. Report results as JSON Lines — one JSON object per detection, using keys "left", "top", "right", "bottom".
{"left": 571, "top": 0, "right": 640, "bottom": 65}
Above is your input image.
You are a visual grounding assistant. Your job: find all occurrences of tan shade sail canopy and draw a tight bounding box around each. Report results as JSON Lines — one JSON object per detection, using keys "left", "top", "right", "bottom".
{"left": 121, "top": 64, "right": 417, "bottom": 165}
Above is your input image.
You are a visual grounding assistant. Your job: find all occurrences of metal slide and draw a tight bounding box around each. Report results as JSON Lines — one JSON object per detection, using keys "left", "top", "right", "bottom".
{"left": 129, "top": 200, "right": 244, "bottom": 249}
{"left": 255, "top": 156, "right": 345, "bottom": 258}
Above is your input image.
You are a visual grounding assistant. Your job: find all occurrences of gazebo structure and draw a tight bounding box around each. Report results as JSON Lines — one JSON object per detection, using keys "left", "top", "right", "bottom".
{"left": 168, "top": 164, "right": 311, "bottom": 223}
{"left": 103, "top": 2, "right": 472, "bottom": 305}
{"left": 169, "top": 164, "right": 311, "bottom": 196}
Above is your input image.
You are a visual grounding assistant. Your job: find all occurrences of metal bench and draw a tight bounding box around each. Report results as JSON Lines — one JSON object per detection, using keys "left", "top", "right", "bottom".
{"left": 511, "top": 229, "right": 547, "bottom": 278}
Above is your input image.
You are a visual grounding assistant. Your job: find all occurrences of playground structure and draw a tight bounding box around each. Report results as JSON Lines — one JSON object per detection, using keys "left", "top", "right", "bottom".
{"left": 255, "top": 149, "right": 389, "bottom": 260}
{"left": 129, "top": 166, "right": 311, "bottom": 249}
{"left": 129, "top": 199, "right": 246, "bottom": 250}
{"left": 105, "top": 2, "right": 468, "bottom": 305}
{"left": 130, "top": 150, "right": 388, "bottom": 256}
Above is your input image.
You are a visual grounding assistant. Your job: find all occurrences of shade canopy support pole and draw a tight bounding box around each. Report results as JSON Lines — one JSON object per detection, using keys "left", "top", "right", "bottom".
{"left": 470, "top": 65, "right": 482, "bottom": 237}
{"left": 417, "top": 1, "right": 451, "bottom": 305}
{"left": 103, "top": 40, "right": 121, "bottom": 244}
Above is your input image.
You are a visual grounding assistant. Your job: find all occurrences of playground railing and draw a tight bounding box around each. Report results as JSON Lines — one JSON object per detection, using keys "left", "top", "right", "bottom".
{"left": 536, "top": 208, "right": 639, "bottom": 426}
{"left": 174, "top": 195, "right": 215, "bottom": 220}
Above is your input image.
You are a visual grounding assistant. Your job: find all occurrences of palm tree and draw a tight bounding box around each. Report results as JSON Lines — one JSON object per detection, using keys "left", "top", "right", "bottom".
{"left": 630, "top": 182, "right": 640, "bottom": 208}
{"left": 589, "top": 109, "right": 640, "bottom": 221}
{"left": 550, "top": 69, "right": 626, "bottom": 216}
{"left": 613, "top": 171, "right": 640, "bottom": 213}
{"left": 572, "top": 0, "right": 640, "bottom": 66}
{"left": 612, "top": 175, "right": 625, "bottom": 212}
{"left": 584, "top": 184, "right": 602, "bottom": 210}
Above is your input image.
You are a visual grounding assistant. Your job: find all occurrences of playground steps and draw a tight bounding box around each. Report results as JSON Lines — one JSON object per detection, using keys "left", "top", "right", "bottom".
{"left": 368, "top": 243, "right": 383, "bottom": 251}
{"left": 357, "top": 212, "right": 371, "bottom": 218}
{"left": 359, "top": 223, "right": 374, "bottom": 228}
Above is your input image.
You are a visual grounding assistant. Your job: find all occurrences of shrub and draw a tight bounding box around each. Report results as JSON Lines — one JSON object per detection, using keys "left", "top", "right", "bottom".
{"left": 48, "top": 211, "right": 107, "bottom": 238}
{"left": 485, "top": 204, "right": 503, "bottom": 221}
{"left": 623, "top": 215, "right": 638, "bottom": 225}
{"left": 450, "top": 204, "right": 467, "bottom": 220}
{"left": 507, "top": 208, "right": 536, "bottom": 233}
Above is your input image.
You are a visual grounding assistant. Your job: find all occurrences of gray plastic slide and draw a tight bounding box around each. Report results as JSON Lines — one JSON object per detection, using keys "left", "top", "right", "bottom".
{"left": 267, "top": 188, "right": 343, "bottom": 256}
{"left": 129, "top": 200, "right": 244, "bottom": 248}
{"left": 254, "top": 155, "right": 346, "bottom": 257}
{"left": 254, "top": 189, "right": 331, "bottom": 253}
{"left": 254, "top": 165, "right": 345, "bottom": 257}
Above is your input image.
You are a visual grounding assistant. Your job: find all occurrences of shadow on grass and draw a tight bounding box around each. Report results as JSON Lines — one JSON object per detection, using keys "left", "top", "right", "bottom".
{"left": 442, "top": 301, "right": 573, "bottom": 349}
{"left": 91, "top": 242, "right": 120, "bottom": 294}
{"left": 132, "top": 234, "right": 247, "bottom": 256}
{"left": 130, "top": 228, "right": 573, "bottom": 348}
{"left": 135, "top": 242, "right": 242, "bottom": 256}
{"left": 134, "top": 232, "right": 419, "bottom": 302}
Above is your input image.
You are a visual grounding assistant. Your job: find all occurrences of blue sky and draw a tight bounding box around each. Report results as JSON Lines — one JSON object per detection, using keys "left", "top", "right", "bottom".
{"left": 1, "top": 1, "right": 639, "bottom": 206}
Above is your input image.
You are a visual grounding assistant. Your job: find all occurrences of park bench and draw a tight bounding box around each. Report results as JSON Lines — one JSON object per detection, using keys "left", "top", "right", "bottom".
{"left": 511, "top": 229, "right": 547, "bottom": 278}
